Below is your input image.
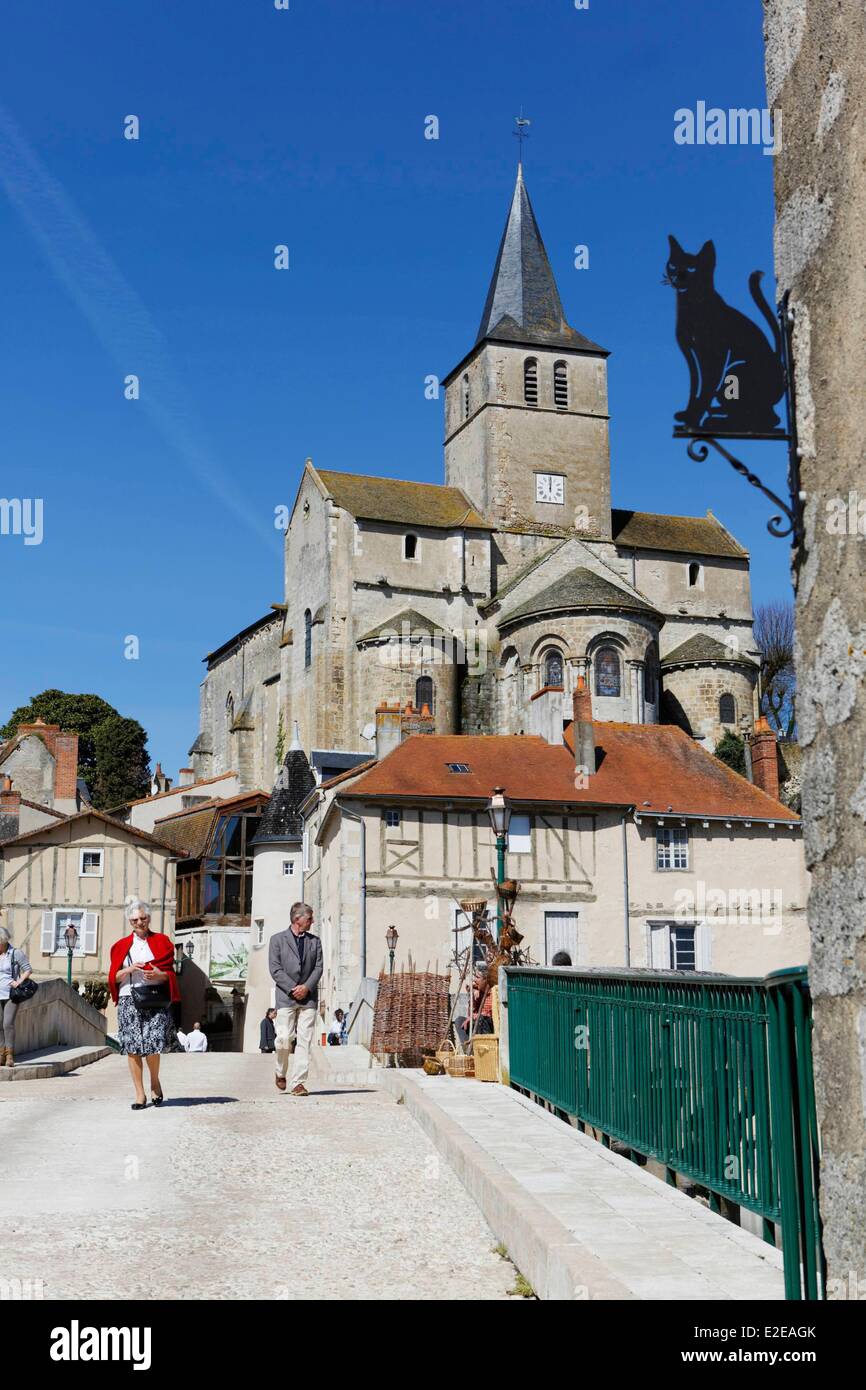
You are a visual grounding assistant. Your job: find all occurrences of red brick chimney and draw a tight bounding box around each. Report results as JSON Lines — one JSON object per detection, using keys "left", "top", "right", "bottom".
{"left": 18, "top": 719, "right": 59, "bottom": 756}
{"left": 750, "top": 717, "right": 780, "bottom": 801}
{"left": 53, "top": 732, "right": 79, "bottom": 809}
{"left": 572, "top": 676, "right": 595, "bottom": 785}
{"left": 0, "top": 774, "right": 21, "bottom": 815}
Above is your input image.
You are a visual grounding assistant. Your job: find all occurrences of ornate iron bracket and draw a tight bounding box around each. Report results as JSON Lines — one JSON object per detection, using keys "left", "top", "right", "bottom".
{"left": 679, "top": 295, "right": 803, "bottom": 545}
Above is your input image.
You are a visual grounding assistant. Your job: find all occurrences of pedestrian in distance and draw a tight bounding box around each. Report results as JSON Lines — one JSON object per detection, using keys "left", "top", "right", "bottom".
{"left": 268, "top": 902, "right": 323, "bottom": 1097}
{"left": 260, "top": 1007, "right": 277, "bottom": 1053}
{"left": 0, "top": 925, "right": 34, "bottom": 1068}
{"left": 108, "top": 899, "right": 182, "bottom": 1110}
{"left": 327, "top": 1008, "right": 345, "bottom": 1045}
{"left": 178, "top": 1021, "right": 208, "bottom": 1052}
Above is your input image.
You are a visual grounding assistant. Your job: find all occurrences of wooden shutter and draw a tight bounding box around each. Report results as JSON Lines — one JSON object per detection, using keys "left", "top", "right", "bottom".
{"left": 648, "top": 922, "right": 671, "bottom": 969}
{"left": 41, "top": 910, "right": 55, "bottom": 954}
{"left": 695, "top": 922, "right": 712, "bottom": 971}
{"left": 83, "top": 912, "right": 99, "bottom": 955}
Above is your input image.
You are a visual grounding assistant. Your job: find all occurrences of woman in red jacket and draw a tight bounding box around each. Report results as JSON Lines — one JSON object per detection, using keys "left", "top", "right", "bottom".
{"left": 109, "top": 899, "right": 182, "bottom": 1110}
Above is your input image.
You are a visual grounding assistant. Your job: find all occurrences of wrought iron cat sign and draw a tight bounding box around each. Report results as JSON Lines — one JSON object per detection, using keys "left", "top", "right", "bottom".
{"left": 665, "top": 236, "right": 786, "bottom": 439}
{"left": 663, "top": 235, "right": 803, "bottom": 549}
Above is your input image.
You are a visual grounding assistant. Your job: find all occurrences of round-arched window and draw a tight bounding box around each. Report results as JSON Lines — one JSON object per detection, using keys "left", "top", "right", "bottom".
{"left": 594, "top": 647, "right": 621, "bottom": 698}
{"left": 644, "top": 645, "right": 659, "bottom": 704}
{"left": 543, "top": 649, "right": 564, "bottom": 688}
{"left": 416, "top": 674, "right": 434, "bottom": 713}
{"left": 719, "top": 692, "right": 736, "bottom": 724}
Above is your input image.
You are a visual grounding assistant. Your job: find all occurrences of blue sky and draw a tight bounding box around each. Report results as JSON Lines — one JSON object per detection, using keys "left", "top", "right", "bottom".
{"left": 0, "top": 0, "right": 786, "bottom": 776}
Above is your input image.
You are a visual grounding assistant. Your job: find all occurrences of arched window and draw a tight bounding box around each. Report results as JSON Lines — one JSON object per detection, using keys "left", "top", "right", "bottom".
{"left": 543, "top": 648, "right": 564, "bottom": 688}
{"left": 524, "top": 358, "right": 538, "bottom": 406}
{"left": 594, "top": 647, "right": 621, "bottom": 698}
{"left": 304, "top": 609, "right": 312, "bottom": 669}
{"left": 225, "top": 692, "right": 234, "bottom": 726}
{"left": 719, "top": 692, "right": 736, "bottom": 724}
{"left": 403, "top": 533, "right": 418, "bottom": 560}
{"left": 416, "top": 675, "right": 434, "bottom": 713}
{"left": 688, "top": 562, "right": 702, "bottom": 587}
{"left": 554, "top": 361, "right": 568, "bottom": 409}
{"left": 462, "top": 374, "right": 470, "bottom": 420}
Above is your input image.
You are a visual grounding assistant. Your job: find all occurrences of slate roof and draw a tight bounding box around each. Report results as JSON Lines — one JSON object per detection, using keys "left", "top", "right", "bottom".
{"left": 337, "top": 727, "right": 798, "bottom": 822}
{"left": 0, "top": 808, "right": 186, "bottom": 853}
{"left": 315, "top": 469, "right": 492, "bottom": 531}
{"left": 661, "top": 635, "right": 758, "bottom": 669}
{"left": 358, "top": 608, "right": 448, "bottom": 645}
{"left": 154, "top": 791, "right": 269, "bottom": 858}
{"left": 474, "top": 165, "right": 606, "bottom": 355}
{"left": 253, "top": 749, "right": 315, "bottom": 844}
{"left": 499, "top": 567, "right": 660, "bottom": 629}
{"left": 612, "top": 509, "right": 746, "bottom": 559}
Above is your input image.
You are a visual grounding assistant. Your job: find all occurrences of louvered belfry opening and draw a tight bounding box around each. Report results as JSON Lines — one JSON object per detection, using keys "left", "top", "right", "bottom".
{"left": 524, "top": 357, "right": 538, "bottom": 406}
{"left": 554, "top": 360, "right": 568, "bottom": 409}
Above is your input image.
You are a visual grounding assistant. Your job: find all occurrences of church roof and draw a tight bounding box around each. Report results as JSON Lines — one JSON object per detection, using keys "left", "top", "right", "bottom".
{"left": 499, "top": 567, "right": 660, "bottom": 629}
{"left": 474, "top": 165, "right": 606, "bottom": 355}
{"left": 661, "top": 635, "right": 758, "bottom": 669}
{"left": 315, "top": 469, "right": 492, "bottom": 531}
{"left": 357, "top": 608, "right": 446, "bottom": 645}
{"left": 612, "top": 509, "right": 746, "bottom": 559}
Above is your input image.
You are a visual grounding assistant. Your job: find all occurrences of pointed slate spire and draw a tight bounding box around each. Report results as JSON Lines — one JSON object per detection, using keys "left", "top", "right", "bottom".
{"left": 475, "top": 164, "right": 605, "bottom": 353}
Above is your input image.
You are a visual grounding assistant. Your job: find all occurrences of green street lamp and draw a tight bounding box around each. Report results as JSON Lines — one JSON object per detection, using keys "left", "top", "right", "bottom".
{"left": 487, "top": 787, "right": 512, "bottom": 942}
{"left": 63, "top": 921, "right": 79, "bottom": 986}
{"left": 385, "top": 924, "right": 399, "bottom": 976}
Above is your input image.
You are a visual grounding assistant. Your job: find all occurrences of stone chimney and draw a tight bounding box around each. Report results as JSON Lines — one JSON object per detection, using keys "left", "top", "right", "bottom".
{"left": 401, "top": 700, "right": 435, "bottom": 738}
{"left": 528, "top": 684, "right": 565, "bottom": 745}
{"left": 177, "top": 767, "right": 196, "bottom": 788}
{"left": 375, "top": 701, "right": 404, "bottom": 761}
{"left": 749, "top": 717, "right": 780, "bottom": 801}
{"left": 18, "top": 719, "right": 59, "bottom": 756}
{"left": 572, "top": 676, "right": 595, "bottom": 783}
{"left": 53, "top": 732, "right": 79, "bottom": 812}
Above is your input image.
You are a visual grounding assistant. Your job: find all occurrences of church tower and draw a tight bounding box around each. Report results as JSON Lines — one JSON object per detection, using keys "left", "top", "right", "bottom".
{"left": 443, "top": 165, "right": 612, "bottom": 540}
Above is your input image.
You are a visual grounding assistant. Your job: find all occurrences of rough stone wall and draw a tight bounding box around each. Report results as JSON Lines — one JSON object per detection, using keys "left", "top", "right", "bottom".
{"left": 662, "top": 665, "right": 757, "bottom": 746}
{"left": 763, "top": 0, "right": 866, "bottom": 1289}
{"left": 194, "top": 618, "right": 282, "bottom": 791}
{"left": 1, "top": 736, "right": 55, "bottom": 806}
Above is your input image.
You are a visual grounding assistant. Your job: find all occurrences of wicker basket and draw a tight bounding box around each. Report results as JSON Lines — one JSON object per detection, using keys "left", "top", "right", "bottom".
{"left": 471, "top": 1034, "right": 499, "bottom": 1083}
{"left": 436, "top": 1038, "right": 457, "bottom": 1068}
{"left": 445, "top": 1052, "right": 475, "bottom": 1078}
{"left": 422, "top": 1056, "right": 445, "bottom": 1076}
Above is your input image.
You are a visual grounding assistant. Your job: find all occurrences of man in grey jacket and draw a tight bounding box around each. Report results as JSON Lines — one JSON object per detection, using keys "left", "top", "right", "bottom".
{"left": 268, "top": 902, "right": 323, "bottom": 1096}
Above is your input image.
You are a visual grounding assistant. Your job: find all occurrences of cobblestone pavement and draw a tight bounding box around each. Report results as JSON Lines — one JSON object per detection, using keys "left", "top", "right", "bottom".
{"left": 0, "top": 1055, "right": 517, "bottom": 1301}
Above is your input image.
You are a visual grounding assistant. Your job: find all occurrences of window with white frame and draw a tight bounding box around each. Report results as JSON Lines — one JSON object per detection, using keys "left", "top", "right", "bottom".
{"left": 670, "top": 925, "right": 697, "bottom": 971}
{"left": 79, "top": 849, "right": 103, "bottom": 878}
{"left": 648, "top": 921, "right": 708, "bottom": 972}
{"left": 656, "top": 824, "right": 689, "bottom": 871}
{"left": 384, "top": 809, "right": 401, "bottom": 829}
{"left": 42, "top": 909, "right": 98, "bottom": 956}
{"left": 508, "top": 813, "right": 531, "bottom": 854}
{"left": 282, "top": 860, "right": 295, "bottom": 876}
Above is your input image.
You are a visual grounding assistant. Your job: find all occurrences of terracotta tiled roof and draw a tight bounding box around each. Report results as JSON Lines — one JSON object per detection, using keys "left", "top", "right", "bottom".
{"left": 315, "top": 469, "right": 492, "bottom": 531}
{"left": 661, "top": 635, "right": 758, "bottom": 669}
{"left": 612, "top": 509, "right": 746, "bottom": 559}
{"left": 338, "top": 727, "right": 797, "bottom": 822}
{"left": 0, "top": 808, "right": 187, "bottom": 853}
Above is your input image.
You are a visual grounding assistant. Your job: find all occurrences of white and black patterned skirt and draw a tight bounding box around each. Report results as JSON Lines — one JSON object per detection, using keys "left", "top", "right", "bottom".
{"left": 117, "top": 996, "right": 183, "bottom": 1056}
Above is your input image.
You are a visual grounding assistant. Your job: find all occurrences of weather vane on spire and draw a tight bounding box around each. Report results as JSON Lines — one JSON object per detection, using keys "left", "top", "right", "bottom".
{"left": 513, "top": 109, "right": 531, "bottom": 159}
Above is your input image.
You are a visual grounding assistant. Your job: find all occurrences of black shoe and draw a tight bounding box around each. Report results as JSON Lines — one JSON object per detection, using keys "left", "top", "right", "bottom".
{"left": 152, "top": 1088, "right": 164, "bottom": 1107}
{"left": 131, "top": 1100, "right": 147, "bottom": 1111}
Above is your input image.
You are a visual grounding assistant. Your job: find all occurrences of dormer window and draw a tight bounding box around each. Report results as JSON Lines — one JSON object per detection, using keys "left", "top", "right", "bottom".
{"left": 403, "top": 533, "right": 418, "bottom": 561}
{"left": 523, "top": 358, "right": 538, "bottom": 406}
{"left": 554, "top": 361, "right": 568, "bottom": 409}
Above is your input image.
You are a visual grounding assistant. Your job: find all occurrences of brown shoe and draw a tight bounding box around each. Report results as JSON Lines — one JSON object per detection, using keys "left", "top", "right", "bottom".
{"left": 3, "top": 1052, "right": 13, "bottom": 1068}
{"left": 275, "top": 1075, "right": 287, "bottom": 1092}
{"left": 290, "top": 1084, "right": 309, "bottom": 1097}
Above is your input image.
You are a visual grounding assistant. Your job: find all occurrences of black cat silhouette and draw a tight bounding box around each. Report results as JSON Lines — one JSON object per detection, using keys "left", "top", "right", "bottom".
{"left": 665, "top": 236, "right": 785, "bottom": 434}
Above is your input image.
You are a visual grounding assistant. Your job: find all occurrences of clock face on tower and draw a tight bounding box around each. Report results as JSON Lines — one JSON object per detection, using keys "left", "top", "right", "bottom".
{"left": 536, "top": 473, "right": 565, "bottom": 505}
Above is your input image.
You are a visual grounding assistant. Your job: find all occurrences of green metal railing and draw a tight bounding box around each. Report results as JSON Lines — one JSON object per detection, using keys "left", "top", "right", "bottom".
{"left": 504, "top": 965, "right": 824, "bottom": 1300}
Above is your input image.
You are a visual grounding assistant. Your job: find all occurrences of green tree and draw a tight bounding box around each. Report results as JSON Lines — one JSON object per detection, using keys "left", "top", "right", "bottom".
{"left": 754, "top": 600, "right": 796, "bottom": 738}
{"left": 1, "top": 690, "right": 151, "bottom": 809}
{"left": 714, "top": 731, "right": 746, "bottom": 776}
{"left": 275, "top": 709, "right": 286, "bottom": 767}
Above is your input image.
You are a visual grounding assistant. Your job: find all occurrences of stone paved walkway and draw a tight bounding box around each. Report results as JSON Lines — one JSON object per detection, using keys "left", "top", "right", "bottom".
{"left": 0, "top": 1054, "right": 515, "bottom": 1301}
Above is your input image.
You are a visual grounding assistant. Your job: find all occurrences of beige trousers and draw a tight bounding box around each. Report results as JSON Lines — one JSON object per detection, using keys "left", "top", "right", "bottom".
{"left": 275, "top": 1004, "right": 317, "bottom": 1086}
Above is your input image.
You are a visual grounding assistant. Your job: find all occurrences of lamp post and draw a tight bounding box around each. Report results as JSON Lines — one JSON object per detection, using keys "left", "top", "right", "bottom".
{"left": 487, "top": 787, "right": 512, "bottom": 942}
{"left": 385, "top": 924, "right": 398, "bottom": 976}
{"left": 63, "top": 922, "right": 79, "bottom": 986}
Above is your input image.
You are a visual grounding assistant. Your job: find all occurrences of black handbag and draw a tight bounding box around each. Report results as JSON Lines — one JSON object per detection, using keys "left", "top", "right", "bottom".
{"left": 126, "top": 952, "right": 171, "bottom": 1014}
{"left": 9, "top": 950, "right": 38, "bottom": 1004}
